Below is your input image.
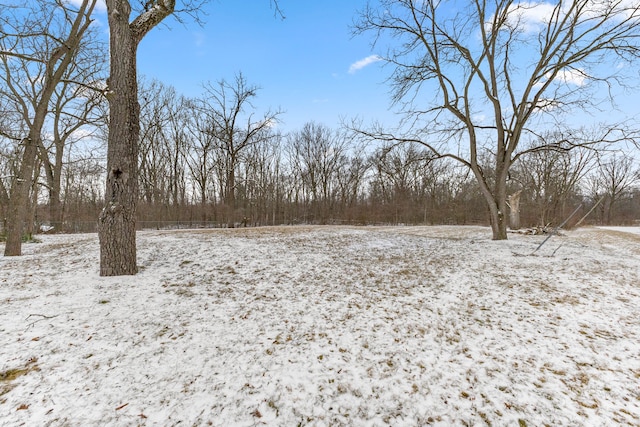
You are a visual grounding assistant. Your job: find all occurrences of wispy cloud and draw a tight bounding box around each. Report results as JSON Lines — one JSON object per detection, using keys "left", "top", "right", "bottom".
{"left": 506, "top": 2, "right": 557, "bottom": 33}
{"left": 495, "top": 0, "right": 638, "bottom": 34}
{"left": 193, "top": 31, "right": 206, "bottom": 48}
{"left": 348, "top": 55, "right": 382, "bottom": 74}
{"left": 554, "top": 68, "right": 587, "bottom": 86}
{"left": 533, "top": 68, "right": 588, "bottom": 91}
{"left": 64, "top": 0, "right": 107, "bottom": 12}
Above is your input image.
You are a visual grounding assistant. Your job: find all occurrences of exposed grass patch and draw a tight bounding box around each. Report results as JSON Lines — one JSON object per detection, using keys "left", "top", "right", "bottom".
{"left": 0, "top": 358, "right": 39, "bottom": 398}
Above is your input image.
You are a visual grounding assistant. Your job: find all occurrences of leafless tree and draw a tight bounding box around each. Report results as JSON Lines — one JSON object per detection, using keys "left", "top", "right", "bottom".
{"left": 240, "top": 132, "right": 284, "bottom": 225}
{"left": 195, "top": 73, "right": 283, "bottom": 227}
{"left": 39, "top": 43, "right": 107, "bottom": 232}
{"left": 354, "top": 0, "right": 640, "bottom": 239}
{"left": 0, "top": 0, "right": 99, "bottom": 255}
{"left": 512, "top": 141, "right": 595, "bottom": 227}
{"left": 369, "top": 143, "right": 438, "bottom": 224}
{"left": 135, "top": 78, "right": 191, "bottom": 225}
{"left": 588, "top": 153, "right": 639, "bottom": 224}
{"left": 287, "top": 122, "right": 349, "bottom": 224}
{"left": 183, "top": 97, "right": 219, "bottom": 223}
{"left": 98, "top": 0, "right": 179, "bottom": 275}
{"left": 334, "top": 141, "right": 370, "bottom": 222}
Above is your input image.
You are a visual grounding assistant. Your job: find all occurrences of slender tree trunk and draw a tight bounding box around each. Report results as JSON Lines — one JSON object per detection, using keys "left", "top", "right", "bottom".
{"left": 4, "top": 137, "right": 38, "bottom": 255}
{"left": 43, "top": 153, "right": 64, "bottom": 232}
{"left": 226, "top": 165, "right": 236, "bottom": 227}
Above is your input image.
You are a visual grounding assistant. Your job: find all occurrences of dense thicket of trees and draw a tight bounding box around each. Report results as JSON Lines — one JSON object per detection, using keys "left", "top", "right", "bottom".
{"left": 1, "top": 75, "right": 638, "bottom": 234}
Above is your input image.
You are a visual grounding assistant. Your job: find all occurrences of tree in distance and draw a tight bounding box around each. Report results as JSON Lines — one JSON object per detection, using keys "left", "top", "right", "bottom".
{"left": 354, "top": 0, "right": 640, "bottom": 239}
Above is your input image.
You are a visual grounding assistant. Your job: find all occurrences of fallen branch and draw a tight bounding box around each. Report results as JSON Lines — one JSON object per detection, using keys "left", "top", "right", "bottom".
{"left": 531, "top": 204, "right": 582, "bottom": 255}
{"left": 26, "top": 314, "right": 59, "bottom": 330}
{"left": 573, "top": 196, "right": 605, "bottom": 229}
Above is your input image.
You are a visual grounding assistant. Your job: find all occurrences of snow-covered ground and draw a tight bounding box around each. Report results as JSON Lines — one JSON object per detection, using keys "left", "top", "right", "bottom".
{"left": 1, "top": 225, "right": 639, "bottom": 426}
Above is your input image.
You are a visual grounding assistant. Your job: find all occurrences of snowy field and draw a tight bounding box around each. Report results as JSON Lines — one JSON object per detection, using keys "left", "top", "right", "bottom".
{"left": 1, "top": 225, "right": 639, "bottom": 426}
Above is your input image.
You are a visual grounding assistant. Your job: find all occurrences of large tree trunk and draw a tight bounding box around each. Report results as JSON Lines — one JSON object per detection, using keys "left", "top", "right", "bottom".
{"left": 487, "top": 197, "right": 508, "bottom": 240}
{"left": 49, "top": 189, "right": 63, "bottom": 232}
{"left": 98, "top": 0, "right": 139, "bottom": 276}
{"left": 470, "top": 160, "right": 509, "bottom": 240}
{"left": 98, "top": 0, "right": 174, "bottom": 275}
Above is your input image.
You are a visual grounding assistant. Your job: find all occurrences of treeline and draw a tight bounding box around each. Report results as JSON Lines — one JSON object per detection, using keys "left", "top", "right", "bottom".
{"left": 2, "top": 75, "right": 639, "bottom": 235}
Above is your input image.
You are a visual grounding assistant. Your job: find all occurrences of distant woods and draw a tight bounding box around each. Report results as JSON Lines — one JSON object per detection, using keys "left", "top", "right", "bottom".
{"left": 1, "top": 75, "right": 638, "bottom": 234}
{"left": 2, "top": 0, "right": 640, "bottom": 239}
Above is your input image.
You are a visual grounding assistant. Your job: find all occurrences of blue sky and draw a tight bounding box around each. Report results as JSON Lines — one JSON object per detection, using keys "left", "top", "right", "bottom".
{"left": 86, "top": 0, "right": 640, "bottom": 140}
{"left": 130, "top": 1, "right": 394, "bottom": 133}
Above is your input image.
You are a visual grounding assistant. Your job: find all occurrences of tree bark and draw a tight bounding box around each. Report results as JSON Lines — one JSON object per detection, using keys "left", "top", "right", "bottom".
{"left": 4, "top": 137, "right": 38, "bottom": 255}
{"left": 508, "top": 190, "right": 522, "bottom": 230}
{"left": 99, "top": 0, "right": 174, "bottom": 275}
{"left": 99, "top": 0, "right": 139, "bottom": 275}
{"left": 487, "top": 197, "right": 508, "bottom": 240}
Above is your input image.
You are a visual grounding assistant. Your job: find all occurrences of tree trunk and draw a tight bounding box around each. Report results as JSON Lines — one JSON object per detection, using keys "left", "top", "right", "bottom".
{"left": 226, "top": 167, "right": 236, "bottom": 227}
{"left": 4, "top": 137, "right": 38, "bottom": 255}
{"left": 98, "top": 0, "right": 139, "bottom": 275}
{"left": 49, "top": 190, "right": 63, "bottom": 232}
{"left": 470, "top": 162, "right": 509, "bottom": 240}
{"left": 99, "top": 0, "right": 174, "bottom": 275}
{"left": 508, "top": 190, "right": 522, "bottom": 230}
{"left": 487, "top": 198, "right": 508, "bottom": 240}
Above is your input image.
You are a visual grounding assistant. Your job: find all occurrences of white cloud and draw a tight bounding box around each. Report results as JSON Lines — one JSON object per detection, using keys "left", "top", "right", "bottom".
{"left": 549, "top": 68, "right": 588, "bottom": 86}
{"left": 533, "top": 98, "right": 562, "bottom": 112}
{"left": 64, "top": 0, "right": 107, "bottom": 13}
{"left": 533, "top": 67, "right": 588, "bottom": 92}
{"left": 348, "top": 55, "right": 382, "bottom": 74}
{"left": 497, "top": 0, "right": 640, "bottom": 33}
{"left": 495, "top": 1, "right": 558, "bottom": 33}
{"left": 472, "top": 113, "right": 486, "bottom": 123}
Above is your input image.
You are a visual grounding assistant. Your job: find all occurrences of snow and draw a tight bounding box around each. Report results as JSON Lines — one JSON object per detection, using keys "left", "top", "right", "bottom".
{"left": 1, "top": 225, "right": 639, "bottom": 426}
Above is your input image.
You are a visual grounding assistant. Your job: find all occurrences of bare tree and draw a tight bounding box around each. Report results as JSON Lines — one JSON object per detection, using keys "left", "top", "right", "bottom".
{"left": 334, "top": 141, "right": 370, "bottom": 222}
{"left": 136, "top": 78, "right": 190, "bottom": 225}
{"left": 39, "top": 46, "right": 107, "bottom": 232}
{"left": 368, "top": 143, "right": 440, "bottom": 224}
{"left": 195, "top": 73, "right": 283, "bottom": 227}
{"left": 183, "top": 98, "right": 219, "bottom": 223}
{"left": 589, "top": 153, "right": 638, "bottom": 224}
{"left": 355, "top": 0, "right": 640, "bottom": 239}
{"left": 287, "top": 122, "right": 349, "bottom": 224}
{"left": 240, "top": 132, "right": 284, "bottom": 225}
{"left": 0, "top": 0, "right": 98, "bottom": 255}
{"left": 99, "top": 0, "right": 179, "bottom": 275}
{"left": 512, "top": 142, "right": 595, "bottom": 227}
